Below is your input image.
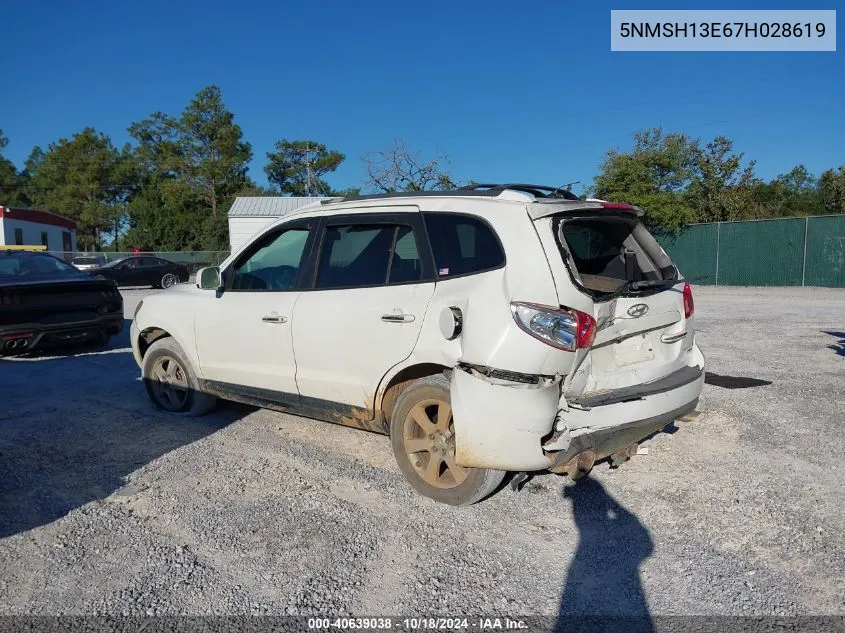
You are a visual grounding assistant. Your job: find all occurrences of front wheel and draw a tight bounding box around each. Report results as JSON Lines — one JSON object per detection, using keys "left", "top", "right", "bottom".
{"left": 390, "top": 374, "right": 505, "bottom": 505}
{"left": 142, "top": 337, "right": 216, "bottom": 415}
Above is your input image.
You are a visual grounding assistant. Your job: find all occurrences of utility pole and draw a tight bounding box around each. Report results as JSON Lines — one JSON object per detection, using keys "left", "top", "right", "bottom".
{"left": 303, "top": 143, "right": 327, "bottom": 197}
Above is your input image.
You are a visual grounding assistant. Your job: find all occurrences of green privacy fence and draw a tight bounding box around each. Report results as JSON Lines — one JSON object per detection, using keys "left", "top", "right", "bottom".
{"left": 658, "top": 214, "right": 845, "bottom": 288}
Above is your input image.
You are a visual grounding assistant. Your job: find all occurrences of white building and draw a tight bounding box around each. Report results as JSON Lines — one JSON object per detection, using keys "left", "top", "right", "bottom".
{"left": 0, "top": 206, "right": 78, "bottom": 252}
{"left": 227, "top": 197, "right": 329, "bottom": 252}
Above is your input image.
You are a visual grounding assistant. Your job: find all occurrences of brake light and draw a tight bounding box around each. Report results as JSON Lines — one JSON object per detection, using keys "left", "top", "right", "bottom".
{"left": 601, "top": 202, "right": 636, "bottom": 210}
{"left": 511, "top": 302, "right": 597, "bottom": 352}
{"left": 683, "top": 282, "right": 694, "bottom": 318}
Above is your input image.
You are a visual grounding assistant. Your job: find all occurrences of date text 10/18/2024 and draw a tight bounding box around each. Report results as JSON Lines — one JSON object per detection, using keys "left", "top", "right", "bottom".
{"left": 308, "top": 617, "right": 529, "bottom": 630}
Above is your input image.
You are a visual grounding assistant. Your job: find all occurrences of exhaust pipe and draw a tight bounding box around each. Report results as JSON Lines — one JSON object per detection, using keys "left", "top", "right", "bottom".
{"left": 4, "top": 339, "right": 29, "bottom": 350}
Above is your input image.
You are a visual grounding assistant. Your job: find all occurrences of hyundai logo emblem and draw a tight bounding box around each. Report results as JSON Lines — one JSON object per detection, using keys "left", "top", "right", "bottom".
{"left": 627, "top": 303, "right": 649, "bottom": 318}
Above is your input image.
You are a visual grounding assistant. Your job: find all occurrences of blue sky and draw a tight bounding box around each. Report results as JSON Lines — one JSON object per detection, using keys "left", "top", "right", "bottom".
{"left": 1, "top": 0, "right": 841, "bottom": 196}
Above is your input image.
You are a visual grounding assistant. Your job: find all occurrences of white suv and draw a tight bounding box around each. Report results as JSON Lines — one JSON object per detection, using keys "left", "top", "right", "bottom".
{"left": 131, "top": 184, "right": 704, "bottom": 505}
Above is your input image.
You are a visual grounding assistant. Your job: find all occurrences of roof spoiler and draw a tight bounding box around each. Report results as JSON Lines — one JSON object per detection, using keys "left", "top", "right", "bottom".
{"left": 527, "top": 199, "right": 644, "bottom": 220}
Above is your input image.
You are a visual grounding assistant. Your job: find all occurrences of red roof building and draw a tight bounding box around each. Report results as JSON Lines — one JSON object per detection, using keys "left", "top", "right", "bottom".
{"left": 0, "top": 206, "right": 78, "bottom": 252}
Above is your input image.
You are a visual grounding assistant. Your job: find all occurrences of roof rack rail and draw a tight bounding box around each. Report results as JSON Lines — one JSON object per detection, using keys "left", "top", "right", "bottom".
{"left": 323, "top": 189, "right": 514, "bottom": 203}
{"left": 323, "top": 183, "right": 582, "bottom": 204}
{"left": 456, "top": 183, "right": 581, "bottom": 201}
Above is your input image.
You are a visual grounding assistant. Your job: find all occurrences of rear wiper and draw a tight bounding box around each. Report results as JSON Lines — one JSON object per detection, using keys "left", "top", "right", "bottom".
{"left": 605, "top": 274, "right": 679, "bottom": 300}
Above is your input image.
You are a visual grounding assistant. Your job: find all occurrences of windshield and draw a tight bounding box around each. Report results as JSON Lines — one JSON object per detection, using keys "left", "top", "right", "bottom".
{"left": 0, "top": 252, "right": 81, "bottom": 280}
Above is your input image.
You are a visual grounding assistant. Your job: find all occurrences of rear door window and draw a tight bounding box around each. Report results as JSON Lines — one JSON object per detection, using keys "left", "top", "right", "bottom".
{"left": 423, "top": 213, "right": 505, "bottom": 278}
{"left": 315, "top": 223, "right": 423, "bottom": 289}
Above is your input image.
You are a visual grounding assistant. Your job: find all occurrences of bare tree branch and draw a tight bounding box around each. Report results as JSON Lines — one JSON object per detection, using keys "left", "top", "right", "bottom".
{"left": 362, "top": 140, "right": 456, "bottom": 193}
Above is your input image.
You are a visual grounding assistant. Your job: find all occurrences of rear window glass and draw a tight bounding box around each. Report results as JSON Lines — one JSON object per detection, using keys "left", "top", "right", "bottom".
{"left": 0, "top": 253, "right": 78, "bottom": 279}
{"left": 558, "top": 217, "right": 666, "bottom": 293}
{"left": 423, "top": 213, "right": 505, "bottom": 278}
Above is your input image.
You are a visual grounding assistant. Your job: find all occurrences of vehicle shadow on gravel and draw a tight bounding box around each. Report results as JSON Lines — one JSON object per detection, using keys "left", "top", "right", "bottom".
{"left": 704, "top": 372, "right": 772, "bottom": 389}
{"left": 556, "top": 477, "right": 654, "bottom": 632}
{"left": 0, "top": 324, "right": 251, "bottom": 539}
{"left": 823, "top": 331, "right": 845, "bottom": 357}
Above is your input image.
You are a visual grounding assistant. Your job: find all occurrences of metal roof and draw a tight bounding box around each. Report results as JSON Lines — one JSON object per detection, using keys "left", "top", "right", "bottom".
{"left": 227, "top": 196, "right": 332, "bottom": 218}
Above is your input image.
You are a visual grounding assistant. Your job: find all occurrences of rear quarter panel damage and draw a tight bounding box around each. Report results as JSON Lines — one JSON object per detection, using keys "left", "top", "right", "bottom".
{"left": 450, "top": 366, "right": 557, "bottom": 471}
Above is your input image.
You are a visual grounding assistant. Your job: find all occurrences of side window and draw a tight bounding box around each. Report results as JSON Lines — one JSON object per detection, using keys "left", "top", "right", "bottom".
{"left": 14, "top": 228, "right": 23, "bottom": 245}
{"left": 41, "top": 232, "right": 49, "bottom": 248}
{"left": 229, "top": 228, "right": 310, "bottom": 291}
{"left": 315, "top": 223, "right": 422, "bottom": 289}
{"left": 423, "top": 213, "right": 505, "bottom": 278}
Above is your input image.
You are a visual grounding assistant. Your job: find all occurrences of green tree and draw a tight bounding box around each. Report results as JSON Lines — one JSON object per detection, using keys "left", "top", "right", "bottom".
{"left": 593, "top": 128, "right": 698, "bottom": 230}
{"left": 819, "top": 167, "right": 845, "bottom": 214}
{"left": 265, "top": 140, "right": 344, "bottom": 196}
{"left": 747, "top": 165, "right": 824, "bottom": 218}
{"left": 125, "top": 86, "right": 254, "bottom": 250}
{"left": 25, "top": 128, "right": 133, "bottom": 249}
{"left": 180, "top": 86, "right": 252, "bottom": 216}
{"left": 0, "top": 129, "right": 29, "bottom": 206}
{"left": 686, "top": 136, "right": 757, "bottom": 223}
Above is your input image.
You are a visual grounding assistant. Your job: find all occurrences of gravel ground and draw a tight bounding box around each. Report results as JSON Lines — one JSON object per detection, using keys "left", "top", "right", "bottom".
{"left": 0, "top": 285, "right": 843, "bottom": 617}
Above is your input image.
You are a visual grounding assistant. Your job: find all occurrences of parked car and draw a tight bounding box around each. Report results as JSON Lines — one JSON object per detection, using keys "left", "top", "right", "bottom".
{"left": 130, "top": 184, "right": 704, "bottom": 505}
{"left": 71, "top": 255, "right": 107, "bottom": 271}
{"left": 0, "top": 250, "right": 123, "bottom": 354}
{"left": 90, "top": 256, "right": 189, "bottom": 288}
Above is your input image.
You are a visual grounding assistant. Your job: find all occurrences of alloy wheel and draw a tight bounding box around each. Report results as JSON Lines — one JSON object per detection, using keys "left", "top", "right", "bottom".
{"left": 162, "top": 273, "right": 178, "bottom": 288}
{"left": 402, "top": 398, "right": 469, "bottom": 489}
{"left": 150, "top": 356, "right": 189, "bottom": 411}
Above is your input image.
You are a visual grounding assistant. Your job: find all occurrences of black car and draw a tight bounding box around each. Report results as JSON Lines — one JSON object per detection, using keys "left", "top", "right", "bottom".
{"left": 90, "top": 256, "right": 189, "bottom": 288}
{"left": 0, "top": 250, "right": 124, "bottom": 355}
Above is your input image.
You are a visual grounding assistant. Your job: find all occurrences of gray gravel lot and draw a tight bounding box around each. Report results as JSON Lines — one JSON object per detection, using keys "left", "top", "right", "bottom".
{"left": 0, "top": 285, "right": 843, "bottom": 617}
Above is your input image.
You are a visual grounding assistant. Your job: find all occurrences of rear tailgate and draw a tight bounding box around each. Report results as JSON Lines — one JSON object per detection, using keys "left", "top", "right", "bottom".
{"left": 531, "top": 205, "right": 698, "bottom": 397}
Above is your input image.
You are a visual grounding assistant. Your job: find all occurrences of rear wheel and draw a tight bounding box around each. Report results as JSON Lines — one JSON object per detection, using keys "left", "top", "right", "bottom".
{"left": 142, "top": 337, "right": 216, "bottom": 415}
{"left": 390, "top": 374, "right": 505, "bottom": 505}
{"left": 161, "top": 273, "right": 178, "bottom": 289}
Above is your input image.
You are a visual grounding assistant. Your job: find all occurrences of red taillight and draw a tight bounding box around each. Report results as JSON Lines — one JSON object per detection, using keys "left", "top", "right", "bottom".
{"left": 511, "top": 302, "right": 597, "bottom": 351}
{"left": 683, "top": 282, "right": 694, "bottom": 318}
{"left": 2, "top": 332, "right": 33, "bottom": 340}
{"left": 575, "top": 310, "right": 597, "bottom": 349}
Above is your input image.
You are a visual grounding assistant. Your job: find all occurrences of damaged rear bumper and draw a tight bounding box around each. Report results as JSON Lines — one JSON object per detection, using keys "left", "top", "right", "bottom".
{"left": 450, "top": 350, "right": 704, "bottom": 472}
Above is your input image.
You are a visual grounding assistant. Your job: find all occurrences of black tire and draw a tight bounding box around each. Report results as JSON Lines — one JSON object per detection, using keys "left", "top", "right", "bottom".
{"left": 142, "top": 337, "right": 216, "bottom": 416}
{"left": 161, "top": 273, "right": 178, "bottom": 289}
{"left": 390, "top": 373, "right": 505, "bottom": 506}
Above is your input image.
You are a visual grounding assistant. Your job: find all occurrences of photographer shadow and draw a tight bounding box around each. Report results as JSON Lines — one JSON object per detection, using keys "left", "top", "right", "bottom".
{"left": 556, "top": 477, "right": 654, "bottom": 633}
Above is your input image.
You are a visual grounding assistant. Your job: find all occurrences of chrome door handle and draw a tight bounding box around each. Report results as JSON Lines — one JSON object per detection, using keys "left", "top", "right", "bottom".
{"left": 381, "top": 313, "right": 415, "bottom": 323}
{"left": 262, "top": 314, "right": 287, "bottom": 323}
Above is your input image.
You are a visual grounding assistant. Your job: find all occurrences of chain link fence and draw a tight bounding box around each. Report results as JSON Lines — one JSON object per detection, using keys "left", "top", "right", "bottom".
{"left": 658, "top": 214, "right": 845, "bottom": 288}
{"left": 49, "top": 251, "right": 230, "bottom": 274}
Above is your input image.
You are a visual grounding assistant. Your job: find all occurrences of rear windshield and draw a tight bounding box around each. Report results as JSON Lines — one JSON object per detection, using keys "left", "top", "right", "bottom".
{"left": 556, "top": 215, "right": 675, "bottom": 295}
{"left": 0, "top": 252, "right": 80, "bottom": 280}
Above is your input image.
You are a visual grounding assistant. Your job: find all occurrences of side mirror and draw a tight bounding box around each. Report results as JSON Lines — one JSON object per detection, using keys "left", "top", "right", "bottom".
{"left": 197, "top": 266, "right": 222, "bottom": 290}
